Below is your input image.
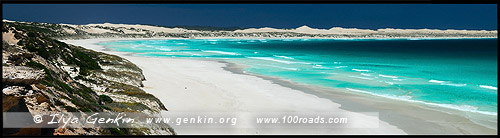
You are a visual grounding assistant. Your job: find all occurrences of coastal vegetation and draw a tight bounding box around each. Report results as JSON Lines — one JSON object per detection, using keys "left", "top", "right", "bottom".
{"left": 2, "top": 21, "right": 174, "bottom": 135}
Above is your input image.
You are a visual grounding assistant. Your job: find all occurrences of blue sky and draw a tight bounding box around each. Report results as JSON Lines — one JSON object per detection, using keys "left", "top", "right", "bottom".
{"left": 2, "top": 4, "right": 497, "bottom": 30}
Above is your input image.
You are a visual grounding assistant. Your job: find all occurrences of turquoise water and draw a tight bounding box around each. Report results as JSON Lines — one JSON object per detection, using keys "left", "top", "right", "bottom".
{"left": 99, "top": 38, "right": 498, "bottom": 115}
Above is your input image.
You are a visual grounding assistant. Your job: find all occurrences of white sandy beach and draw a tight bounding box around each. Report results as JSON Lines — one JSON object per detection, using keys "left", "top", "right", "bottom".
{"left": 62, "top": 38, "right": 408, "bottom": 135}
{"left": 61, "top": 38, "right": 498, "bottom": 135}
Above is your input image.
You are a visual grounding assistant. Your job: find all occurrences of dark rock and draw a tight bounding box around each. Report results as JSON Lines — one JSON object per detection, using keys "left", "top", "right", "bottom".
{"left": 7, "top": 52, "right": 33, "bottom": 65}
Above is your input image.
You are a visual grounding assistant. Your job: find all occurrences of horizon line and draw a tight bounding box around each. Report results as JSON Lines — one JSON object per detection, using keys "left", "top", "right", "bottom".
{"left": 3, "top": 19, "right": 498, "bottom": 31}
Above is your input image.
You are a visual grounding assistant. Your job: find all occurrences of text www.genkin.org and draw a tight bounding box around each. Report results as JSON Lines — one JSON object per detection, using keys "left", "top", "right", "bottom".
{"left": 145, "top": 115, "right": 237, "bottom": 126}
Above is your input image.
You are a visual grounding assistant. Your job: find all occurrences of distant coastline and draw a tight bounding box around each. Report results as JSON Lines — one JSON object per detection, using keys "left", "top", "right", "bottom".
{"left": 3, "top": 20, "right": 497, "bottom": 40}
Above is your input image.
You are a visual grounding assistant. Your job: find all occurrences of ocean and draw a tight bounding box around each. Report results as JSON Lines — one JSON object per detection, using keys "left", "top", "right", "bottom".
{"left": 98, "top": 38, "right": 498, "bottom": 116}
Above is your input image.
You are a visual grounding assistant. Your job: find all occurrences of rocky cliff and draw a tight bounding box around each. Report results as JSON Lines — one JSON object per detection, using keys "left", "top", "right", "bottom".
{"left": 2, "top": 22, "right": 175, "bottom": 135}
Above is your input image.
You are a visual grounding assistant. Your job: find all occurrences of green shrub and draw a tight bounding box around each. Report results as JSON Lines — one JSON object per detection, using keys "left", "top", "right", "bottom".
{"left": 74, "top": 75, "right": 84, "bottom": 80}
{"left": 102, "top": 106, "right": 112, "bottom": 110}
{"left": 25, "top": 61, "right": 45, "bottom": 69}
{"left": 27, "top": 32, "right": 37, "bottom": 37}
{"left": 70, "top": 99, "right": 82, "bottom": 107}
{"left": 25, "top": 44, "right": 37, "bottom": 52}
{"left": 109, "top": 128, "right": 126, "bottom": 135}
{"left": 63, "top": 106, "right": 78, "bottom": 112}
{"left": 26, "top": 61, "right": 54, "bottom": 81}
{"left": 72, "top": 49, "right": 101, "bottom": 70}
{"left": 99, "top": 95, "right": 113, "bottom": 104}
{"left": 55, "top": 79, "right": 72, "bottom": 92}
{"left": 80, "top": 107, "right": 92, "bottom": 112}
{"left": 76, "top": 86, "right": 96, "bottom": 102}
{"left": 79, "top": 68, "right": 91, "bottom": 76}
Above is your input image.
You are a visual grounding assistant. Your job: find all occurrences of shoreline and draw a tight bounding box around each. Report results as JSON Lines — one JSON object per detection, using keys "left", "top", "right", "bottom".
{"left": 61, "top": 38, "right": 497, "bottom": 134}
{"left": 219, "top": 60, "right": 497, "bottom": 134}
{"left": 58, "top": 36, "right": 498, "bottom": 42}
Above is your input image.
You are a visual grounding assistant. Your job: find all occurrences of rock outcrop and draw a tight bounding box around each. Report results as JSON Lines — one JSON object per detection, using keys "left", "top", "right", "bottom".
{"left": 3, "top": 66, "right": 45, "bottom": 85}
{"left": 3, "top": 22, "right": 174, "bottom": 135}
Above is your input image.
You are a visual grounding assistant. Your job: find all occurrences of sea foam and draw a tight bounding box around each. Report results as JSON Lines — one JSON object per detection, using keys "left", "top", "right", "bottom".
{"left": 480, "top": 85, "right": 498, "bottom": 90}
{"left": 348, "top": 75, "right": 373, "bottom": 80}
{"left": 249, "top": 57, "right": 310, "bottom": 64}
{"left": 379, "top": 74, "right": 398, "bottom": 79}
{"left": 429, "top": 80, "right": 445, "bottom": 83}
{"left": 352, "top": 69, "right": 370, "bottom": 72}
{"left": 345, "top": 88, "right": 496, "bottom": 116}
{"left": 273, "top": 55, "right": 295, "bottom": 59}
{"left": 203, "top": 50, "right": 240, "bottom": 55}
{"left": 429, "top": 80, "right": 467, "bottom": 87}
{"left": 267, "top": 65, "right": 299, "bottom": 71}
{"left": 441, "top": 83, "right": 467, "bottom": 87}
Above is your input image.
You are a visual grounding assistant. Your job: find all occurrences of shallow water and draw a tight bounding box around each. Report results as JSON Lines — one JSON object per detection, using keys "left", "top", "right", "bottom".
{"left": 99, "top": 38, "right": 498, "bottom": 115}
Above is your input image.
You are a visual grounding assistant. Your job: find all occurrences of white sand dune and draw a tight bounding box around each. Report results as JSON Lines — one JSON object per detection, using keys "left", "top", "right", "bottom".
{"left": 234, "top": 27, "right": 291, "bottom": 33}
{"left": 233, "top": 25, "right": 496, "bottom": 35}
{"left": 3, "top": 19, "right": 496, "bottom": 36}
{"left": 68, "top": 23, "right": 200, "bottom": 34}
{"left": 234, "top": 25, "right": 378, "bottom": 34}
